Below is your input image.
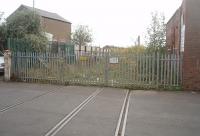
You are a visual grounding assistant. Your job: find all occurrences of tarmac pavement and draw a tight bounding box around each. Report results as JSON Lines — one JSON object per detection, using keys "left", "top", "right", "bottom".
{"left": 0, "top": 82, "right": 200, "bottom": 136}
{"left": 126, "top": 91, "right": 200, "bottom": 136}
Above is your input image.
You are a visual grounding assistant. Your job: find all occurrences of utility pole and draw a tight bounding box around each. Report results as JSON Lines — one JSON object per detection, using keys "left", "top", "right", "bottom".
{"left": 33, "top": 0, "right": 35, "bottom": 16}
{"left": 137, "top": 35, "right": 140, "bottom": 46}
{"left": 134, "top": 35, "right": 141, "bottom": 46}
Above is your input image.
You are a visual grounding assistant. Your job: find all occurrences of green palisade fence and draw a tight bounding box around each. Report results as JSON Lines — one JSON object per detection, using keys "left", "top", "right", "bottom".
{"left": 8, "top": 38, "right": 33, "bottom": 52}
{"left": 11, "top": 51, "right": 182, "bottom": 89}
{"left": 7, "top": 38, "right": 75, "bottom": 55}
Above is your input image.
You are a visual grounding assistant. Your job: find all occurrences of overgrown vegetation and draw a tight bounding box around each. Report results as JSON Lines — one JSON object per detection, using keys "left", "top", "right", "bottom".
{"left": 146, "top": 11, "right": 166, "bottom": 53}
{"left": 108, "top": 12, "right": 167, "bottom": 55}
{"left": 110, "top": 45, "right": 147, "bottom": 54}
{"left": 0, "top": 10, "right": 48, "bottom": 52}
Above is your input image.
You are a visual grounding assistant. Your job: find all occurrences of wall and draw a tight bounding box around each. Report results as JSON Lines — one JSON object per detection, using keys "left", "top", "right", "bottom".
{"left": 166, "top": 8, "right": 181, "bottom": 55}
{"left": 183, "top": 0, "right": 200, "bottom": 91}
{"left": 41, "top": 17, "right": 71, "bottom": 43}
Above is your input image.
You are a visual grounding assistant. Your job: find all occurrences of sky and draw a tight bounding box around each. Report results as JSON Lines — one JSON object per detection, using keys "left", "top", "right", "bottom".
{"left": 1, "top": 0, "right": 182, "bottom": 47}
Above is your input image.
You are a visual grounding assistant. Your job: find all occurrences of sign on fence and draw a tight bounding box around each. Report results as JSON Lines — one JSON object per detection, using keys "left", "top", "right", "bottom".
{"left": 79, "top": 56, "right": 89, "bottom": 61}
{"left": 109, "top": 57, "right": 119, "bottom": 64}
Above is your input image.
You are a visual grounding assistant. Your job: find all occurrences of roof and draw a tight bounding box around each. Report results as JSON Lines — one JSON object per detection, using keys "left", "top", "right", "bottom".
{"left": 18, "top": 5, "right": 71, "bottom": 24}
{"left": 166, "top": 0, "right": 184, "bottom": 25}
{"left": 167, "top": 7, "right": 181, "bottom": 25}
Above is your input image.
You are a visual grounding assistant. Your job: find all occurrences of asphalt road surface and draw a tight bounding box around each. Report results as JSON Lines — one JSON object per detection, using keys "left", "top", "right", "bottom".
{"left": 0, "top": 82, "right": 200, "bottom": 136}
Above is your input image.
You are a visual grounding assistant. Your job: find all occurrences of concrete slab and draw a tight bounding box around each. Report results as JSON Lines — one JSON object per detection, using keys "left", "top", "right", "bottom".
{"left": 55, "top": 88, "right": 126, "bottom": 136}
{"left": 0, "top": 84, "right": 97, "bottom": 136}
{"left": 20, "top": 86, "right": 98, "bottom": 115}
{"left": 0, "top": 83, "right": 54, "bottom": 110}
{"left": 0, "top": 108, "right": 63, "bottom": 136}
{"left": 126, "top": 91, "right": 200, "bottom": 136}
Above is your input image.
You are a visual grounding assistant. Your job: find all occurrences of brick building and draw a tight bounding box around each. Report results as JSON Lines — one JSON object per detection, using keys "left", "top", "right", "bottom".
{"left": 167, "top": 0, "right": 200, "bottom": 90}
{"left": 9, "top": 5, "right": 71, "bottom": 43}
{"left": 166, "top": 8, "right": 181, "bottom": 54}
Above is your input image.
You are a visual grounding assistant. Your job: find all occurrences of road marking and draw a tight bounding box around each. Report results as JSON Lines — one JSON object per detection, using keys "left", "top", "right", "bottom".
{"left": 44, "top": 88, "right": 103, "bottom": 136}
{"left": 115, "top": 90, "right": 131, "bottom": 136}
{"left": 0, "top": 91, "right": 52, "bottom": 113}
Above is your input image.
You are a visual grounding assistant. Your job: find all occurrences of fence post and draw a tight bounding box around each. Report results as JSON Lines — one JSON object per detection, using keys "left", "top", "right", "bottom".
{"left": 180, "top": 53, "right": 183, "bottom": 86}
{"left": 4, "top": 50, "right": 12, "bottom": 81}
{"left": 104, "top": 52, "right": 109, "bottom": 86}
{"left": 7, "top": 38, "right": 11, "bottom": 50}
{"left": 156, "top": 52, "right": 160, "bottom": 88}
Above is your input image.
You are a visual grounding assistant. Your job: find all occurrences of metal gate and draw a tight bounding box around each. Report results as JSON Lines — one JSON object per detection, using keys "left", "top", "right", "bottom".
{"left": 11, "top": 51, "right": 182, "bottom": 89}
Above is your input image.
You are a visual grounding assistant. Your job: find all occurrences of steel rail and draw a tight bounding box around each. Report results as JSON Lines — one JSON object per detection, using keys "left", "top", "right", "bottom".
{"left": 44, "top": 88, "right": 103, "bottom": 136}
{"left": 114, "top": 90, "right": 131, "bottom": 136}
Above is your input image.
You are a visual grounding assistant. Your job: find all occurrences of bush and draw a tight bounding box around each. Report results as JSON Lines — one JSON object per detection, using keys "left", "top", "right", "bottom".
{"left": 23, "top": 34, "right": 48, "bottom": 52}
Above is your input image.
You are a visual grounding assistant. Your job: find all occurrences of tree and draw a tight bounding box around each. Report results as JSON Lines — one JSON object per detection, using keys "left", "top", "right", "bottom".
{"left": 6, "top": 11, "right": 42, "bottom": 38}
{"left": 72, "top": 25, "right": 92, "bottom": 51}
{"left": 0, "top": 12, "right": 6, "bottom": 51}
{"left": 0, "top": 23, "right": 7, "bottom": 41}
{"left": 23, "top": 34, "right": 48, "bottom": 52}
{"left": 146, "top": 12, "right": 166, "bottom": 53}
{"left": 0, "top": 10, "right": 48, "bottom": 52}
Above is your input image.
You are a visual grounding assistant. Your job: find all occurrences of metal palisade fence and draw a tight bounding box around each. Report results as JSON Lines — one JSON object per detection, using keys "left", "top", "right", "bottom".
{"left": 7, "top": 38, "right": 75, "bottom": 54}
{"left": 11, "top": 51, "right": 182, "bottom": 89}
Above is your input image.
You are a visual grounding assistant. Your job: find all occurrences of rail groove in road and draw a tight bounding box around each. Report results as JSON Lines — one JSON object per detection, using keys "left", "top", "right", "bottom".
{"left": 115, "top": 90, "right": 131, "bottom": 136}
{"left": 0, "top": 90, "right": 53, "bottom": 113}
{"left": 44, "top": 88, "right": 103, "bottom": 136}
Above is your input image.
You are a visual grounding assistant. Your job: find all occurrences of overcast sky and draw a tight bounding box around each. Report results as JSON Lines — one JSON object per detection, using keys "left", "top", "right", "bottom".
{"left": 1, "top": 0, "right": 182, "bottom": 47}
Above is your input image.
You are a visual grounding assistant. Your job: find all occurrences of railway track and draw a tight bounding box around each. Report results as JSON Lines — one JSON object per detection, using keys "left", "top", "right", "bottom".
{"left": 44, "top": 88, "right": 130, "bottom": 136}
{"left": 115, "top": 90, "right": 131, "bottom": 136}
{"left": 44, "top": 88, "right": 103, "bottom": 136}
{"left": 0, "top": 85, "right": 130, "bottom": 136}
